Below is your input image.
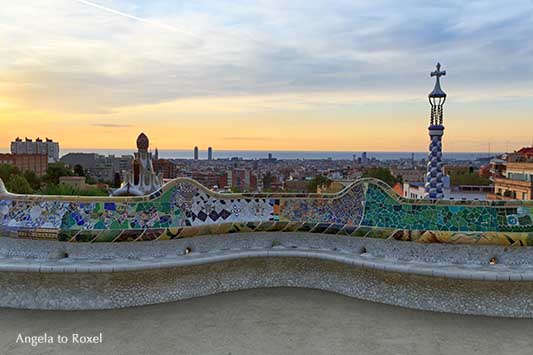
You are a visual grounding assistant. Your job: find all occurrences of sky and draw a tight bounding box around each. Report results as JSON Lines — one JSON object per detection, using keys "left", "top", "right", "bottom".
{"left": 1, "top": 0, "right": 533, "bottom": 152}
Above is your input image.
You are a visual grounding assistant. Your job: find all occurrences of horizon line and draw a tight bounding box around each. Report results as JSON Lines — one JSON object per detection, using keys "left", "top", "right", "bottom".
{"left": 0, "top": 147, "right": 505, "bottom": 154}
{"left": 57, "top": 148, "right": 503, "bottom": 154}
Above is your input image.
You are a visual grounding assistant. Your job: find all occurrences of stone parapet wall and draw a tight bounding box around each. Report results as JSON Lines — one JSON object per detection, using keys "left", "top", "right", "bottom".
{"left": 0, "top": 233, "right": 533, "bottom": 316}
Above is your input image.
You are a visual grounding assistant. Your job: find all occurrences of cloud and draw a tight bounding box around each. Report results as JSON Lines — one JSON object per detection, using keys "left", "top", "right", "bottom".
{"left": 1, "top": 0, "right": 533, "bottom": 115}
{"left": 73, "top": 0, "right": 180, "bottom": 32}
{"left": 220, "top": 137, "right": 271, "bottom": 141}
{"left": 91, "top": 123, "right": 132, "bottom": 128}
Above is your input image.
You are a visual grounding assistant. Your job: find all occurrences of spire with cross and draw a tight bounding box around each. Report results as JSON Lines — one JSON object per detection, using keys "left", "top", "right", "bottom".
{"left": 428, "top": 62, "right": 447, "bottom": 125}
{"left": 424, "top": 62, "right": 448, "bottom": 200}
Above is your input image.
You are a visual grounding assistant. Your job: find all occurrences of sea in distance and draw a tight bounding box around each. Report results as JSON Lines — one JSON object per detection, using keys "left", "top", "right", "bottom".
{"left": 57, "top": 149, "right": 496, "bottom": 161}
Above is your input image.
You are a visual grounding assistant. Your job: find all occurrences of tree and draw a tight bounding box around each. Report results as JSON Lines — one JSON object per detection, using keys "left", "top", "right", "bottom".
{"left": 362, "top": 167, "right": 398, "bottom": 187}
{"left": 23, "top": 170, "right": 41, "bottom": 191}
{"left": 0, "top": 164, "right": 20, "bottom": 182}
{"left": 0, "top": 162, "right": 111, "bottom": 196}
{"left": 262, "top": 172, "right": 273, "bottom": 190}
{"left": 450, "top": 172, "right": 491, "bottom": 186}
{"left": 73, "top": 164, "right": 85, "bottom": 177}
{"left": 307, "top": 175, "right": 332, "bottom": 193}
{"left": 43, "top": 163, "right": 73, "bottom": 185}
{"left": 38, "top": 183, "right": 107, "bottom": 196}
{"left": 6, "top": 175, "right": 32, "bottom": 194}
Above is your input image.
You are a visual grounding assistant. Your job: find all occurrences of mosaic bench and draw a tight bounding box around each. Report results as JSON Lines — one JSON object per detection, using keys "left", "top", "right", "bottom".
{"left": 2, "top": 177, "right": 533, "bottom": 315}
{"left": 1, "top": 177, "right": 533, "bottom": 246}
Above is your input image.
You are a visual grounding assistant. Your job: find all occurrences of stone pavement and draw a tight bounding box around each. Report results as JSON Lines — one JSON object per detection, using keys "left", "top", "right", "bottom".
{"left": 0, "top": 288, "right": 531, "bottom": 355}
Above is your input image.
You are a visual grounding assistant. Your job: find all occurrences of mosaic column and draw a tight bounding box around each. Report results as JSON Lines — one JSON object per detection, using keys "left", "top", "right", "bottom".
{"left": 424, "top": 63, "right": 447, "bottom": 200}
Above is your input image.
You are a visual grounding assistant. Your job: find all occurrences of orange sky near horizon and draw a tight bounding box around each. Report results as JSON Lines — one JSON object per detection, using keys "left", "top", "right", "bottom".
{"left": 1, "top": 92, "right": 532, "bottom": 153}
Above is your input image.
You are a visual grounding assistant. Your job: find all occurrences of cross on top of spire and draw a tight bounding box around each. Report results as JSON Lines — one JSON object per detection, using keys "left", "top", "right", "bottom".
{"left": 429, "top": 62, "right": 447, "bottom": 98}
{"left": 431, "top": 62, "right": 446, "bottom": 79}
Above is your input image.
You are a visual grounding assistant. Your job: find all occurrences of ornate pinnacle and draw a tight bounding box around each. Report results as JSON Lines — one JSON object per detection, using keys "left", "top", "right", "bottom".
{"left": 429, "top": 62, "right": 447, "bottom": 98}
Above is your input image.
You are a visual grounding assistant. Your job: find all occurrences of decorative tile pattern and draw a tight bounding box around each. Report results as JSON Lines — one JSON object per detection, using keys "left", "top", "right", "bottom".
{"left": 1, "top": 200, "right": 69, "bottom": 229}
{"left": 497, "top": 206, "right": 533, "bottom": 232}
{"left": 280, "top": 183, "right": 365, "bottom": 226}
{"left": 2, "top": 178, "right": 533, "bottom": 245}
{"left": 425, "top": 126, "right": 445, "bottom": 199}
{"left": 361, "top": 184, "right": 499, "bottom": 232}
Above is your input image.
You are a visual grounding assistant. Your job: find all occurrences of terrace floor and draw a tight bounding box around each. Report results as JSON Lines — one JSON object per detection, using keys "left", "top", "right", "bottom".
{"left": 0, "top": 287, "right": 531, "bottom": 355}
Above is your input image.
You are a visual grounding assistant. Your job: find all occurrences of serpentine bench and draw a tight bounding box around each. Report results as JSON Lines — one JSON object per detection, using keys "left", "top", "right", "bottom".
{"left": 1, "top": 177, "right": 533, "bottom": 316}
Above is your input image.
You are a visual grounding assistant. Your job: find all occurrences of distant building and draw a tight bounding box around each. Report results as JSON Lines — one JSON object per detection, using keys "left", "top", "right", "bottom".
{"left": 115, "top": 155, "right": 134, "bottom": 174}
{"left": 361, "top": 152, "right": 368, "bottom": 165}
{"left": 478, "top": 164, "right": 492, "bottom": 179}
{"left": 489, "top": 147, "right": 533, "bottom": 200}
{"left": 403, "top": 181, "right": 426, "bottom": 199}
{"left": 219, "top": 168, "right": 258, "bottom": 192}
{"left": 389, "top": 168, "right": 425, "bottom": 183}
{"left": 405, "top": 177, "right": 451, "bottom": 199}
{"left": 0, "top": 153, "right": 48, "bottom": 176}
{"left": 11, "top": 137, "right": 59, "bottom": 162}
{"left": 404, "top": 177, "right": 489, "bottom": 200}
{"left": 392, "top": 182, "right": 403, "bottom": 196}
{"left": 194, "top": 146, "right": 199, "bottom": 160}
{"left": 192, "top": 170, "right": 222, "bottom": 190}
{"left": 208, "top": 147, "right": 213, "bottom": 161}
{"left": 153, "top": 159, "right": 177, "bottom": 179}
{"left": 489, "top": 157, "right": 506, "bottom": 181}
{"left": 60, "top": 153, "right": 98, "bottom": 171}
{"left": 451, "top": 185, "right": 492, "bottom": 200}
{"left": 61, "top": 153, "right": 132, "bottom": 182}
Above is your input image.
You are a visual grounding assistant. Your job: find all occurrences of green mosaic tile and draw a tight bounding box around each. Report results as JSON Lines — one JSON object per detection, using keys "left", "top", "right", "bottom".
{"left": 361, "top": 184, "right": 499, "bottom": 232}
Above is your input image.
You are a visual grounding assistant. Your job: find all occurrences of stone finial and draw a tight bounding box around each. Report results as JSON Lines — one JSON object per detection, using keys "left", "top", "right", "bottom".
{"left": 136, "top": 133, "right": 149, "bottom": 150}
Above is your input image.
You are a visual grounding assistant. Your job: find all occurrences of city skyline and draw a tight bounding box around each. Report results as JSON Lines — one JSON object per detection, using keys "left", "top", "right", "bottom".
{"left": 2, "top": 1, "right": 533, "bottom": 152}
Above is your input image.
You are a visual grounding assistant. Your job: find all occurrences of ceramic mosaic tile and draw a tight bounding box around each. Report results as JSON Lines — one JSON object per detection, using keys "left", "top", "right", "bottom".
{"left": 361, "top": 184, "right": 499, "bottom": 232}
{"left": 2, "top": 178, "right": 533, "bottom": 245}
